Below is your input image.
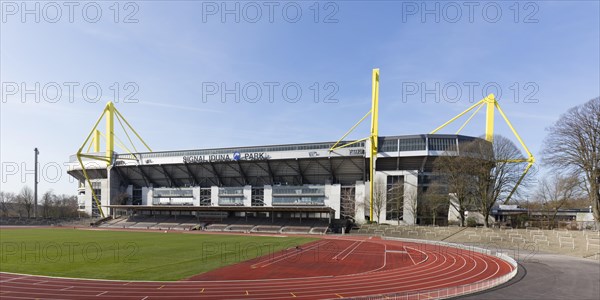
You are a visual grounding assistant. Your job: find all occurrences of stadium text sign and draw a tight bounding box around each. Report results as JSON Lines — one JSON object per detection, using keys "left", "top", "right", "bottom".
{"left": 183, "top": 152, "right": 268, "bottom": 163}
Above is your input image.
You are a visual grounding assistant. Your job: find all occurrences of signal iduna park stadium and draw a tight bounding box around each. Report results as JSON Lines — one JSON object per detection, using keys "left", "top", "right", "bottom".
{"left": 67, "top": 69, "right": 534, "bottom": 229}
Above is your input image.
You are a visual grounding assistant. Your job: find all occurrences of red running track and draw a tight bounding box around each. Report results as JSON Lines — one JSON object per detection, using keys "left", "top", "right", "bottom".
{"left": 0, "top": 235, "right": 515, "bottom": 300}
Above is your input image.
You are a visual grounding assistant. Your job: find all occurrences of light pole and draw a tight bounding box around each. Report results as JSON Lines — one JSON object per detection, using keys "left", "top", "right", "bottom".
{"left": 34, "top": 148, "right": 39, "bottom": 218}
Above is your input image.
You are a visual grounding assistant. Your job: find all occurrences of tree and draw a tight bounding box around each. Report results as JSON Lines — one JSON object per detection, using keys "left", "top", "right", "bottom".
{"left": 542, "top": 97, "right": 600, "bottom": 224}
{"left": 340, "top": 186, "right": 357, "bottom": 220}
{"left": 386, "top": 180, "right": 404, "bottom": 225}
{"left": 16, "top": 186, "right": 34, "bottom": 218}
{"left": 536, "top": 174, "right": 583, "bottom": 229}
{"left": 420, "top": 183, "right": 448, "bottom": 226}
{"left": 433, "top": 154, "right": 475, "bottom": 227}
{"left": 0, "top": 191, "right": 16, "bottom": 217}
{"left": 467, "top": 135, "right": 531, "bottom": 227}
{"left": 42, "top": 190, "right": 55, "bottom": 218}
{"left": 371, "top": 180, "right": 387, "bottom": 223}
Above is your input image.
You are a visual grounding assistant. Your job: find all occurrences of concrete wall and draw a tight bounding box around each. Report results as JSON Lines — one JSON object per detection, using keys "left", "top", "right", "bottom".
{"left": 354, "top": 181, "right": 367, "bottom": 224}
{"left": 263, "top": 185, "right": 273, "bottom": 206}
{"left": 325, "top": 183, "right": 341, "bottom": 219}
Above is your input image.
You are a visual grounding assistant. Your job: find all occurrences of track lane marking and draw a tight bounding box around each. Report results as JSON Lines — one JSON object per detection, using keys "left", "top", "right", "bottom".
{"left": 96, "top": 291, "right": 108, "bottom": 296}
{"left": 404, "top": 246, "right": 417, "bottom": 265}
{"left": 339, "top": 240, "right": 365, "bottom": 261}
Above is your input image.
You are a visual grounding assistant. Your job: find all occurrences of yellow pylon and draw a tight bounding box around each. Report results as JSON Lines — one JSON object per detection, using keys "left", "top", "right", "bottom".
{"left": 331, "top": 68, "right": 379, "bottom": 221}
{"left": 430, "top": 94, "right": 535, "bottom": 203}
{"left": 77, "top": 102, "right": 151, "bottom": 217}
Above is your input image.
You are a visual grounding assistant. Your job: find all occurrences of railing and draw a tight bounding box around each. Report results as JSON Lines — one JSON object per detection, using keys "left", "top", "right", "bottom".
{"left": 348, "top": 237, "right": 519, "bottom": 300}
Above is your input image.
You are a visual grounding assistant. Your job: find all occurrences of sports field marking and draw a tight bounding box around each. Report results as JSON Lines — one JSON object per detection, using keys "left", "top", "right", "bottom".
{"left": 0, "top": 276, "right": 21, "bottom": 283}
{"left": 96, "top": 291, "right": 108, "bottom": 296}
{"left": 60, "top": 286, "right": 74, "bottom": 291}
{"left": 385, "top": 250, "right": 408, "bottom": 254}
{"left": 200, "top": 288, "right": 204, "bottom": 293}
{"left": 290, "top": 292, "right": 296, "bottom": 297}
{"left": 32, "top": 280, "right": 47, "bottom": 285}
{"left": 157, "top": 285, "right": 165, "bottom": 289}
{"left": 339, "top": 240, "right": 365, "bottom": 261}
{"left": 331, "top": 240, "right": 360, "bottom": 260}
{"left": 404, "top": 246, "right": 417, "bottom": 265}
{"left": 250, "top": 240, "right": 329, "bottom": 268}
{"left": 336, "top": 293, "right": 344, "bottom": 298}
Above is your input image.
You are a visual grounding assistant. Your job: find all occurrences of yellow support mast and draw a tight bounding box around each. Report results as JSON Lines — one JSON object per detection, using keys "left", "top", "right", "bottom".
{"left": 76, "top": 101, "right": 151, "bottom": 218}
{"left": 430, "top": 94, "right": 535, "bottom": 203}
{"left": 331, "top": 68, "right": 379, "bottom": 222}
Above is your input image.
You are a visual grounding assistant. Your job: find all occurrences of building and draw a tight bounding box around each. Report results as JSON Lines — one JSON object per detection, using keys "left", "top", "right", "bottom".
{"left": 67, "top": 134, "right": 484, "bottom": 224}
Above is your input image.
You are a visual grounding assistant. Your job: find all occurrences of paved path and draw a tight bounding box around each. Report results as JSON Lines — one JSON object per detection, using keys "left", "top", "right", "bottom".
{"left": 461, "top": 254, "right": 600, "bottom": 300}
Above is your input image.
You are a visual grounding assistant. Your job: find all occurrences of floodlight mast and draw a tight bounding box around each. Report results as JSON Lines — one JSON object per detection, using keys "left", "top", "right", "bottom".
{"left": 330, "top": 68, "right": 380, "bottom": 222}
{"left": 430, "top": 94, "right": 535, "bottom": 204}
{"left": 76, "top": 102, "right": 151, "bottom": 218}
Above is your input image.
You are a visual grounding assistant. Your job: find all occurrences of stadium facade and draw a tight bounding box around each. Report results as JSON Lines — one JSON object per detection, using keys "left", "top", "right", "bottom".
{"left": 67, "top": 134, "right": 483, "bottom": 225}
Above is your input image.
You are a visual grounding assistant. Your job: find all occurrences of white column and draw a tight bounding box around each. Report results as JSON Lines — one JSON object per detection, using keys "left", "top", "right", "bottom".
{"left": 354, "top": 181, "right": 366, "bottom": 224}
{"left": 192, "top": 186, "right": 200, "bottom": 206}
{"left": 264, "top": 185, "right": 273, "bottom": 206}
{"left": 211, "top": 186, "right": 219, "bottom": 206}
{"left": 403, "top": 170, "right": 419, "bottom": 225}
{"left": 243, "top": 185, "right": 252, "bottom": 206}
{"left": 326, "top": 184, "right": 341, "bottom": 219}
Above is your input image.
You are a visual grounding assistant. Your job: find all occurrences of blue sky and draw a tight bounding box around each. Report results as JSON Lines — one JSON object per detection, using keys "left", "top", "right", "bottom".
{"left": 1, "top": 0, "right": 599, "bottom": 195}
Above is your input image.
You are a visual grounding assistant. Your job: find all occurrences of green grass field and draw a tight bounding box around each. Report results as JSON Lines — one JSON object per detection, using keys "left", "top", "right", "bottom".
{"left": 0, "top": 228, "right": 316, "bottom": 281}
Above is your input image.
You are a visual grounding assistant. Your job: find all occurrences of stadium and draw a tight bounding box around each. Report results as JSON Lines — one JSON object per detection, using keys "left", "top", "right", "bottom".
{"left": 68, "top": 133, "right": 483, "bottom": 227}
{"left": 66, "top": 69, "right": 515, "bottom": 231}
{"left": 1, "top": 70, "right": 597, "bottom": 300}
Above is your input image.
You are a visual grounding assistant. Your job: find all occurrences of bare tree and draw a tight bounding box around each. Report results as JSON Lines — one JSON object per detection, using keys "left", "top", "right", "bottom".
{"left": 371, "top": 180, "right": 387, "bottom": 223}
{"left": 0, "top": 191, "right": 16, "bottom": 217}
{"left": 420, "top": 183, "right": 448, "bottom": 226}
{"left": 433, "top": 154, "right": 475, "bottom": 227}
{"left": 542, "top": 97, "right": 600, "bottom": 224}
{"left": 16, "top": 186, "right": 34, "bottom": 218}
{"left": 536, "top": 174, "right": 583, "bottom": 229}
{"left": 386, "top": 181, "right": 404, "bottom": 225}
{"left": 41, "top": 190, "right": 55, "bottom": 218}
{"left": 467, "top": 135, "right": 531, "bottom": 227}
{"left": 340, "top": 186, "right": 357, "bottom": 220}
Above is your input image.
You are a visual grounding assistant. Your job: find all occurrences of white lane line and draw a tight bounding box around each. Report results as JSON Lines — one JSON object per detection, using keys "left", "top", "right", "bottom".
{"left": 251, "top": 240, "right": 329, "bottom": 268}
{"left": 32, "top": 280, "right": 47, "bottom": 285}
{"left": 339, "top": 240, "right": 365, "bottom": 261}
{"left": 404, "top": 246, "right": 417, "bottom": 265}
{"left": 331, "top": 240, "right": 360, "bottom": 260}
{"left": 60, "top": 286, "right": 74, "bottom": 291}
{"left": 0, "top": 277, "right": 22, "bottom": 283}
{"left": 140, "top": 296, "right": 148, "bottom": 300}
{"left": 96, "top": 291, "right": 108, "bottom": 296}
{"left": 385, "top": 250, "right": 407, "bottom": 254}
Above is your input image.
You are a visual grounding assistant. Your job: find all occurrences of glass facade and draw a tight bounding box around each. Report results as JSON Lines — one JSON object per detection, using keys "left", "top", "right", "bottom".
{"left": 251, "top": 187, "right": 264, "bottom": 206}
{"left": 91, "top": 181, "right": 101, "bottom": 217}
{"left": 272, "top": 185, "right": 325, "bottom": 206}
{"left": 218, "top": 187, "right": 244, "bottom": 206}
{"left": 200, "top": 188, "right": 211, "bottom": 206}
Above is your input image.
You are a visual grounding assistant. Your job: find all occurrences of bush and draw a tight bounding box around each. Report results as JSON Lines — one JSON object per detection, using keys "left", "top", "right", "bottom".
{"left": 466, "top": 217, "right": 477, "bottom": 227}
